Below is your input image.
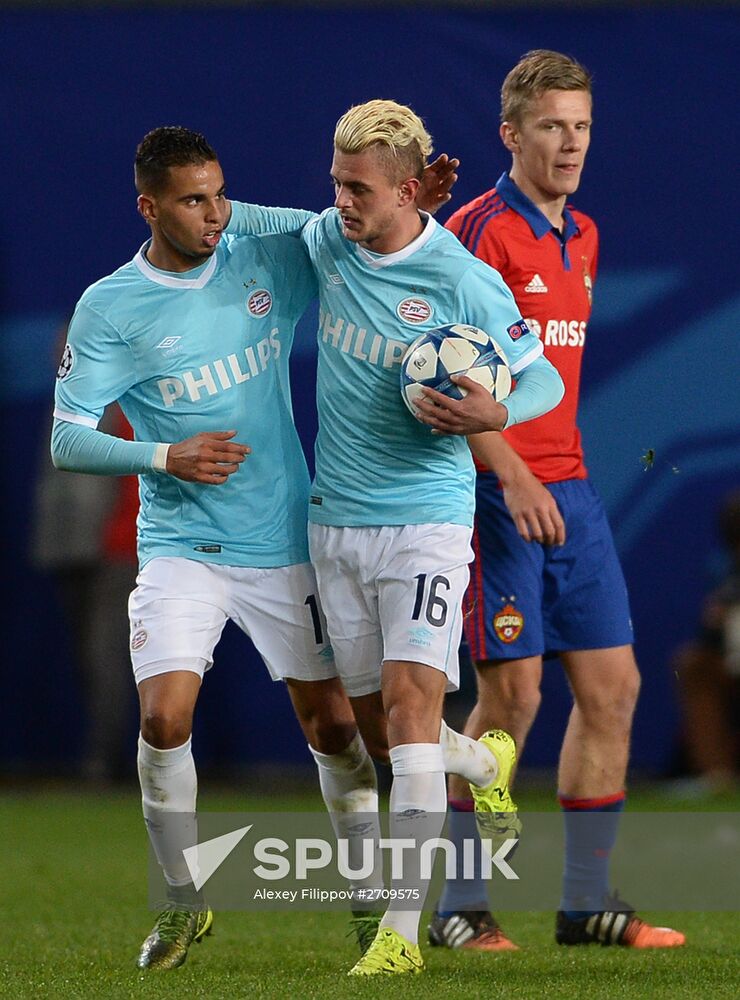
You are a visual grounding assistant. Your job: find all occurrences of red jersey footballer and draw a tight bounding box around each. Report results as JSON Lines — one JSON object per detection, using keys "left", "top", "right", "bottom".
{"left": 414, "top": 50, "right": 685, "bottom": 952}
{"left": 452, "top": 169, "right": 596, "bottom": 484}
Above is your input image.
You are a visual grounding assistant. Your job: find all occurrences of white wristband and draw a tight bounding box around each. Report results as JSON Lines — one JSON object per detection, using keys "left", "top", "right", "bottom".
{"left": 152, "top": 443, "right": 171, "bottom": 472}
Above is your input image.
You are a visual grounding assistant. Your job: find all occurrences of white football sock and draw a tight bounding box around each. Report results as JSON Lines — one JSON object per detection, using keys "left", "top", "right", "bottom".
{"left": 439, "top": 719, "right": 498, "bottom": 787}
{"left": 138, "top": 734, "right": 197, "bottom": 888}
{"left": 380, "top": 742, "right": 447, "bottom": 945}
{"left": 309, "top": 732, "right": 383, "bottom": 898}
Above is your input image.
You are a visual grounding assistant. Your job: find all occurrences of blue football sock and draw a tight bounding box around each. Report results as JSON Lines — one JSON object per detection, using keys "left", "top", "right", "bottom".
{"left": 559, "top": 791, "right": 626, "bottom": 918}
{"left": 437, "top": 798, "right": 490, "bottom": 915}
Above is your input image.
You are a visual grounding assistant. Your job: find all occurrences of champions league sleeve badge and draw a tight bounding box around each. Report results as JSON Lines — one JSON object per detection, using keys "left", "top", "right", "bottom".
{"left": 56, "top": 343, "right": 74, "bottom": 380}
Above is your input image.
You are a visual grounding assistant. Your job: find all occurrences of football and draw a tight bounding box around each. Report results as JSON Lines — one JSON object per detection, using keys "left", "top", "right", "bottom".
{"left": 400, "top": 323, "right": 512, "bottom": 415}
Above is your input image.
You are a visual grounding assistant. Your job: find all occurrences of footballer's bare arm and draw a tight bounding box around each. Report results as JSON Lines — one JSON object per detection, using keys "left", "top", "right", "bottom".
{"left": 468, "top": 433, "right": 565, "bottom": 546}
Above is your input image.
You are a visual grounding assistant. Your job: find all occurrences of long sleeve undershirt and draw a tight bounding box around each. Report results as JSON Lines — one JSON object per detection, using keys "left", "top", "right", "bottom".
{"left": 51, "top": 418, "right": 165, "bottom": 475}
{"left": 502, "top": 354, "right": 565, "bottom": 429}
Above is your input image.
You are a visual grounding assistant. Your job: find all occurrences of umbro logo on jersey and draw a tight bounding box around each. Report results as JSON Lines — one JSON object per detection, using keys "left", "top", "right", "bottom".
{"left": 524, "top": 273, "right": 548, "bottom": 294}
{"left": 328, "top": 273, "right": 344, "bottom": 285}
{"left": 156, "top": 336, "right": 182, "bottom": 350}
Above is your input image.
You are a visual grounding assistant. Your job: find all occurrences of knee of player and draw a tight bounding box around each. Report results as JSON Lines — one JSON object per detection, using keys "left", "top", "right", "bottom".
{"left": 292, "top": 683, "right": 359, "bottom": 755}
{"left": 140, "top": 708, "right": 193, "bottom": 749}
{"left": 504, "top": 683, "right": 542, "bottom": 727}
{"left": 577, "top": 675, "right": 640, "bottom": 731}
{"left": 478, "top": 667, "right": 542, "bottom": 726}
{"left": 309, "top": 717, "right": 360, "bottom": 756}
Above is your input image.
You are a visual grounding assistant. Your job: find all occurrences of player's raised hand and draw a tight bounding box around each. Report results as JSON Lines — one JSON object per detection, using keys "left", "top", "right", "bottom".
{"left": 166, "top": 430, "right": 250, "bottom": 484}
{"left": 417, "top": 154, "right": 460, "bottom": 214}
{"left": 414, "top": 375, "right": 508, "bottom": 435}
{"left": 502, "top": 471, "right": 566, "bottom": 546}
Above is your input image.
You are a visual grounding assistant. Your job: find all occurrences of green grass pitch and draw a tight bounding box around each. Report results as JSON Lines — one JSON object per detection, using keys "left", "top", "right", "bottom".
{"left": 1, "top": 785, "right": 737, "bottom": 999}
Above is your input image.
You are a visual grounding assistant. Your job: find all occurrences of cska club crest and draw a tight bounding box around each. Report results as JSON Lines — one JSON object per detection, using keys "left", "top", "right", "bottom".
{"left": 582, "top": 257, "right": 593, "bottom": 306}
{"left": 493, "top": 603, "right": 524, "bottom": 644}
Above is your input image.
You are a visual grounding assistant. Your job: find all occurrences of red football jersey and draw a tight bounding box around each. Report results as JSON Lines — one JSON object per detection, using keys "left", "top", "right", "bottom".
{"left": 446, "top": 172, "right": 598, "bottom": 482}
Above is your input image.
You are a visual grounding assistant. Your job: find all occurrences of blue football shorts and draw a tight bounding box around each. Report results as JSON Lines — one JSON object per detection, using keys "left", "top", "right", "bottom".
{"left": 464, "top": 476, "right": 634, "bottom": 661}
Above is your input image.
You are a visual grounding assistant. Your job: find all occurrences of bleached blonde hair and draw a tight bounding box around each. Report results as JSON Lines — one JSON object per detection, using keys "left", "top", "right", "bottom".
{"left": 334, "top": 99, "right": 433, "bottom": 181}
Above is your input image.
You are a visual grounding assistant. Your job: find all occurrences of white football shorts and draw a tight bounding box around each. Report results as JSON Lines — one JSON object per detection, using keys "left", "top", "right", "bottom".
{"left": 308, "top": 522, "right": 473, "bottom": 697}
{"left": 128, "top": 556, "right": 336, "bottom": 685}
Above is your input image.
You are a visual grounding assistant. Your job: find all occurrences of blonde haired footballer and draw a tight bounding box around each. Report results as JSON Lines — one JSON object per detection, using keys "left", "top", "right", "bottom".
{"left": 225, "top": 97, "right": 564, "bottom": 974}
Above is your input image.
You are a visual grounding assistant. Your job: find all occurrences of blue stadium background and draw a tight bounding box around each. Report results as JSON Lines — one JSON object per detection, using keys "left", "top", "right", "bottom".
{"left": 1, "top": 3, "right": 737, "bottom": 779}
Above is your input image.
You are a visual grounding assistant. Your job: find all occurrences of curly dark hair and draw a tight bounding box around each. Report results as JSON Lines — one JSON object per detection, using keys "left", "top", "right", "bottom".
{"left": 134, "top": 126, "right": 218, "bottom": 194}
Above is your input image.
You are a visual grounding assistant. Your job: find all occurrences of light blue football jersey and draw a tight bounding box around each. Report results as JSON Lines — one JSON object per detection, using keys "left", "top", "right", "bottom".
{"left": 54, "top": 232, "right": 317, "bottom": 567}
{"left": 300, "top": 210, "right": 544, "bottom": 527}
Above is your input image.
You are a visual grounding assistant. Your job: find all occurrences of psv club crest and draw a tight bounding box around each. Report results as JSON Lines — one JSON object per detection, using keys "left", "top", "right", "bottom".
{"left": 396, "top": 297, "right": 433, "bottom": 325}
{"left": 493, "top": 603, "right": 524, "bottom": 644}
{"left": 246, "top": 288, "right": 273, "bottom": 317}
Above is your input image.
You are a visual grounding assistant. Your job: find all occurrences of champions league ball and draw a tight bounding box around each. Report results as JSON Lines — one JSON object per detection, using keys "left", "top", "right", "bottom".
{"left": 400, "top": 323, "right": 512, "bottom": 415}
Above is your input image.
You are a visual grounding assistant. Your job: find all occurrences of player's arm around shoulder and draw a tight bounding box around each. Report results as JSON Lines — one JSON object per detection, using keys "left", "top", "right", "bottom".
{"left": 256, "top": 232, "right": 319, "bottom": 317}
{"left": 225, "top": 200, "right": 317, "bottom": 239}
